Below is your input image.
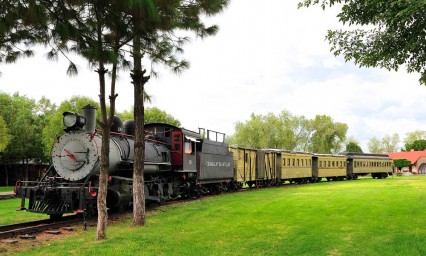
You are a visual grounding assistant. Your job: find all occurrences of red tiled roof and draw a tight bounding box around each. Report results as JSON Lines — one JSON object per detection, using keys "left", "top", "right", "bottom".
{"left": 387, "top": 150, "right": 426, "bottom": 164}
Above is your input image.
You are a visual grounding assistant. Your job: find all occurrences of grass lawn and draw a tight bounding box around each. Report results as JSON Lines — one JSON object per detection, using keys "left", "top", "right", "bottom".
{"left": 0, "top": 199, "right": 48, "bottom": 225}
{"left": 3, "top": 176, "right": 426, "bottom": 255}
{"left": 0, "top": 186, "right": 14, "bottom": 193}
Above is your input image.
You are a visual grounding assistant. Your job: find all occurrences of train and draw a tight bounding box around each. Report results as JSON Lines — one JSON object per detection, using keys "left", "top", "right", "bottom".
{"left": 14, "top": 105, "right": 393, "bottom": 219}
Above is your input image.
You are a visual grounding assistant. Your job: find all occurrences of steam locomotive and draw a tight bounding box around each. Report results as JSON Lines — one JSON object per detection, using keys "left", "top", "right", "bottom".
{"left": 15, "top": 105, "right": 234, "bottom": 219}
{"left": 14, "top": 105, "right": 392, "bottom": 219}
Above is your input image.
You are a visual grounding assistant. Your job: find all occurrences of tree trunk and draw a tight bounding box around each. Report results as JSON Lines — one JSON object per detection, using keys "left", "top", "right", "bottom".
{"left": 24, "top": 159, "right": 29, "bottom": 181}
{"left": 96, "top": 62, "right": 109, "bottom": 240}
{"left": 96, "top": 130, "right": 110, "bottom": 240}
{"left": 132, "top": 34, "right": 148, "bottom": 226}
{"left": 5, "top": 165, "right": 8, "bottom": 187}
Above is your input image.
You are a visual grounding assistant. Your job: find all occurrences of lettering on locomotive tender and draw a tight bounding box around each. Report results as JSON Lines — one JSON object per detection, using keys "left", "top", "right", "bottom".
{"left": 206, "top": 161, "right": 231, "bottom": 167}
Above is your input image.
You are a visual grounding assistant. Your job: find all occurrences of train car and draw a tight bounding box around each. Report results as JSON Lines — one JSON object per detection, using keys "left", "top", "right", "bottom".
{"left": 256, "top": 149, "right": 280, "bottom": 187}
{"left": 228, "top": 147, "right": 257, "bottom": 187}
{"left": 312, "top": 154, "right": 347, "bottom": 182}
{"left": 279, "top": 151, "right": 313, "bottom": 184}
{"left": 343, "top": 152, "right": 393, "bottom": 179}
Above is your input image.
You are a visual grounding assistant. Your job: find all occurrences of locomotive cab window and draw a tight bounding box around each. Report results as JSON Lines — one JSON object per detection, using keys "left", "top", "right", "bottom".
{"left": 173, "top": 134, "right": 181, "bottom": 151}
{"left": 184, "top": 142, "right": 193, "bottom": 154}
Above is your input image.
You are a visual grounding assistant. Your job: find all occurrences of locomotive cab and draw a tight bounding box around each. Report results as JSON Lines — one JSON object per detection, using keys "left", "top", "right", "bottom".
{"left": 145, "top": 123, "right": 234, "bottom": 194}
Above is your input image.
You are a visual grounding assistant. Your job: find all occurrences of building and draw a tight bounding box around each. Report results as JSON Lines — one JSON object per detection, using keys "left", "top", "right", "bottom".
{"left": 387, "top": 150, "right": 426, "bottom": 174}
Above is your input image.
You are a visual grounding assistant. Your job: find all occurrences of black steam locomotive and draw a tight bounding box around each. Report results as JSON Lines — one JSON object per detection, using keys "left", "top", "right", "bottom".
{"left": 14, "top": 105, "right": 234, "bottom": 218}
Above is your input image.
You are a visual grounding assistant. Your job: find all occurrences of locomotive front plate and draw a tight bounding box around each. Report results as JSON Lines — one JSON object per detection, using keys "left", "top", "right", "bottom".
{"left": 52, "top": 131, "right": 100, "bottom": 181}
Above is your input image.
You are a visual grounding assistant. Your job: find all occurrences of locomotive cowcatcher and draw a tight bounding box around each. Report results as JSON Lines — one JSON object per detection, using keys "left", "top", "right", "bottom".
{"left": 14, "top": 105, "right": 234, "bottom": 219}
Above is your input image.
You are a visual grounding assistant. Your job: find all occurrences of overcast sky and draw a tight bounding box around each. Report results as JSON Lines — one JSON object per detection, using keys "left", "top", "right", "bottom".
{"left": 1, "top": 0, "right": 424, "bottom": 152}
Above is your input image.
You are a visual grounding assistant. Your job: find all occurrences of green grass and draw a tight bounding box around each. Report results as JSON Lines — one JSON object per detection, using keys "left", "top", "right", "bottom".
{"left": 0, "top": 186, "right": 14, "bottom": 192}
{"left": 4, "top": 176, "right": 426, "bottom": 255}
{"left": 0, "top": 199, "right": 48, "bottom": 225}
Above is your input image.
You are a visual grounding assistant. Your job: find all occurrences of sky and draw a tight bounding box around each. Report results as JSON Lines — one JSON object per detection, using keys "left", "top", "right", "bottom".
{"left": 1, "top": 0, "right": 425, "bottom": 152}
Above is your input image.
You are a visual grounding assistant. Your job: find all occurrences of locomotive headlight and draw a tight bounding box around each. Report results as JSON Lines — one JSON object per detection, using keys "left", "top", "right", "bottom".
{"left": 63, "top": 112, "right": 86, "bottom": 129}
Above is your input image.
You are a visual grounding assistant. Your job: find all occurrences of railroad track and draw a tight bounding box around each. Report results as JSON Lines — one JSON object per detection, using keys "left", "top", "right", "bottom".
{"left": 0, "top": 215, "right": 83, "bottom": 240}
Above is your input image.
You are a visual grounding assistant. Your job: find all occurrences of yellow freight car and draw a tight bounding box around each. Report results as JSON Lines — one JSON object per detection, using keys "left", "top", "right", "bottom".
{"left": 256, "top": 149, "right": 280, "bottom": 186}
{"left": 228, "top": 146, "right": 257, "bottom": 187}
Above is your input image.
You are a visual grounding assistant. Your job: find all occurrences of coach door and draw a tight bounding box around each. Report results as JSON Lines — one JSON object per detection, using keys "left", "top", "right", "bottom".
{"left": 347, "top": 158, "right": 354, "bottom": 178}
{"left": 312, "top": 156, "right": 319, "bottom": 179}
{"left": 172, "top": 131, "right": 183, "bottom": 167}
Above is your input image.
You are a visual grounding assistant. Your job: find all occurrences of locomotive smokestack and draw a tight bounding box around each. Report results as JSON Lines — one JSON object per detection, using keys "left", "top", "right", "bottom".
{"left": 83, "top": 104, "right": 97, "bottom": 133}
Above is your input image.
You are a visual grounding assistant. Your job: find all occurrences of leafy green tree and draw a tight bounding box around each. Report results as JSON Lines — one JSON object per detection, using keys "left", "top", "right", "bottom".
{"left": 382, "top": 133, "right": 400, "bottom": 153}
{"left": 405, "top": 140, "right": 426, "bottom": 151}
{"left": 367, "top": 137, "right": 383, "bottom": 154}
{"left": 393, "top": 159, "right": 411, "bottom": 172}
{"left": 145, "top": 107, "right": 181, "bottom": 126}
{"left": 307, "top": 115, "right": 348, "bottom": 154}
{"left": 0, "top": 0, "right": 45, "bottom": 75}
{"left": 367, "top": 133, "right": 400, "bottom": 153}
{"left": 228, "top": 110, "right": 309, "bottom": 150}
{"left": 228, "top": 110, "right": 346, "bottom": 153}
{"left": 228, "top": 113, "right": 263, "bottom": 148}
{"left": 345, "top": 140, "right": 363, "bottom": 153}
{"left": 117, "top": 107, "right": 180, "bottom": 127}
{"left": 36, "top": 0, "right": 136, "bottom": 239}
{"left": 126, "top": 0, "right": 229, "bottom": 227}
{"left": 0, "top": 93, "right": 47, "bottom": 182}
{"left": 299, "top": 0, "right": 426, "bottom": 84}
{"left": 404, "top": 130, "right": 426, "bottom": 150}
{"left": 0, "top": 115, "right": 10, "bottom": 152}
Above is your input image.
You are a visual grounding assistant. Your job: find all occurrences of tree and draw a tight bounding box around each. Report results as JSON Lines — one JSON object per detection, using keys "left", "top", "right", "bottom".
{"left": 0, "top": 115, "right": 10, "bottom": 152}
{"left": 307, "top": 115, "right": 348, "bottom": 154}
{"left": 0, "top": 93, "right": 47, "bottom": 184}
{"left": 367, "top": 133, "right": 400, "bottom": 153}
{"left": 227, "top": 110, "right": 347, "bottom": 153}
{"left": 393, "top": 159, "right": 411, "bottom": 172}
{"left": 126, "top": 0, "right": 230, "bottom": 227}
{"left": 367, "top": 137, "right": 383, "bottom": 154}
{"left": 345, "top": 139, "right": 363, "bottom": 153}
{"left": 0, "top": 0, "right": 45, "bottom": 75}
{"left": 117, "top": 107, "right": 181, "bottom": 127}
{"left": 405, "top": 140, "right": 426, "bottom": 151}
{"left": 299, "top": 0, "right": 426, "bottom": 84}
{"left": 228, "top": 110, "right": 311, "bottom": 150}
{"left": 145, "top": 107, "right": 181, "bottom": 127}
{"left": 404, "top": 130, "right": 426, "bottom": 150}
{"left": 382, "top": 133, "right": 400, "bottom": 153}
